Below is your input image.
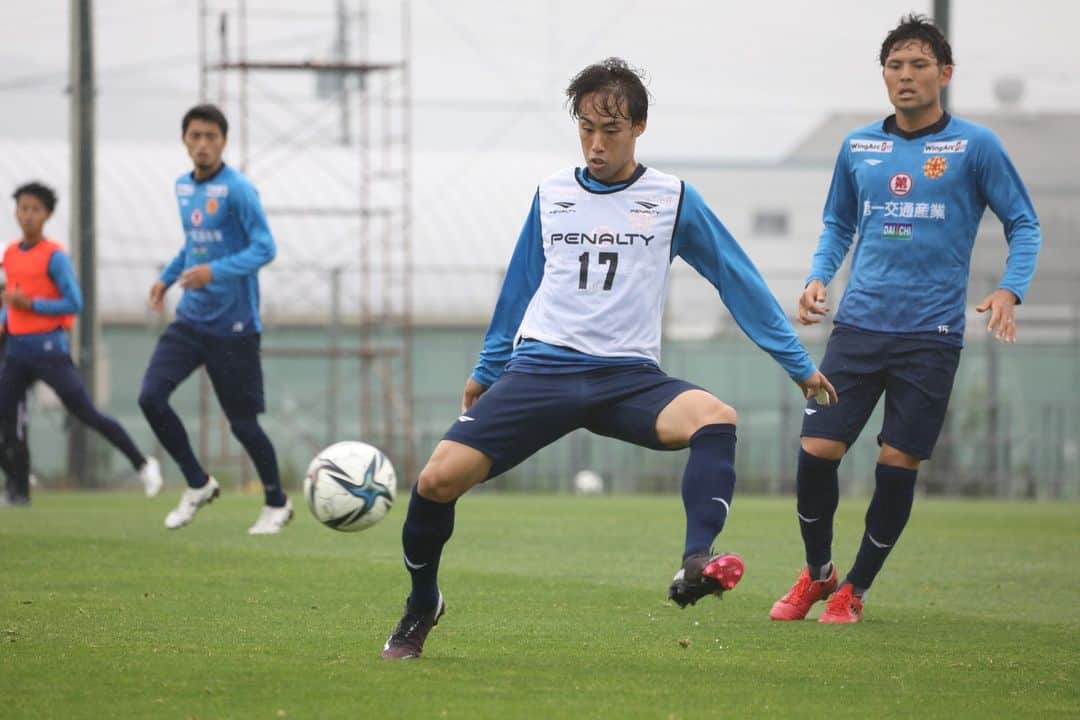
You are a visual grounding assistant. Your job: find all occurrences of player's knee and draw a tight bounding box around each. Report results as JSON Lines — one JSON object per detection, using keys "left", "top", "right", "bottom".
{"left": 694, "top": 397, "right": 736, "bottom": 428}
{"left": 801, "top": 436, "right": 846, "bottom": 461}
{"left": 227, "top": 416, "right": 264, "bottom": 446}
{"left": 417, "top": 461, "right": 469, "bottom": 503}
{"left": 878, "top": 444, "right": 920, "bottom": 469}
{"left": 138, "top": 384, "right": 167, "bottom": 417}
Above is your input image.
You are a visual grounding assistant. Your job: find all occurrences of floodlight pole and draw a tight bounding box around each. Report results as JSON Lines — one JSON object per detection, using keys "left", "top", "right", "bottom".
{"left": 68, "top": 0, "right": 98, "bottom": 488}
{"left": 934, "top": 0, "right": 950, "bottom": 112}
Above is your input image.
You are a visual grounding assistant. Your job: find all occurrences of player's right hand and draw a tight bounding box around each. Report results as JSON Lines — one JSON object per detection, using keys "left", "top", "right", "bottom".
{"left": 148, "top": 281, "right": 167, "bottom": 312}
{"left": 797, "top": 279, "right": 829, "bottom": 325}
{"left": 797, "top": 369, "right": 838, "bottom": 406}
{"left": 461, "top": 377, "right": 488, "bottom": 412}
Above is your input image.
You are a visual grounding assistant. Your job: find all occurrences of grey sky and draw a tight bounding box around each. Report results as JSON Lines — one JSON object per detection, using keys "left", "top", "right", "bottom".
{"left": 0, "top": 0, "right": 1078, "bottom": 160}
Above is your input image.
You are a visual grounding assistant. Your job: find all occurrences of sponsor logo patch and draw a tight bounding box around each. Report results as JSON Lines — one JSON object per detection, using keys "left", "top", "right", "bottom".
{"left": 923, "top": 156, "right": 947, "bottom": 178}
{"left": 631, "top": 199, "right": 662, "bottom": 217}
{"left": 889, "top": 172, "right": 913, "bottom": 197}
{"left": 850, "top": 139, "right": 894, "bottom": 153}
{"left": 923, "top": 140, "right": 967, "bottom": 153}
{"left": 176, "top": 184, "right": 195, "bottom": 197}
{"left": 883, "top": 222, "right": 913, "bottom": 238}
{"left": 205, "top": 184, "right": 229, "bottom": 198}
{"left": 190, "top": 208, "right": 203, "bottom": 227}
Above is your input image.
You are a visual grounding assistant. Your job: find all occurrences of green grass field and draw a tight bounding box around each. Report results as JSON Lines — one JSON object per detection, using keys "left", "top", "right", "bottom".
{"left": 1, "top": 492, "right": 1077, "bottom": 719}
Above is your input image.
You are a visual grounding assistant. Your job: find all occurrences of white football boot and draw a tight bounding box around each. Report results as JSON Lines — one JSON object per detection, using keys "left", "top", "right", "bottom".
{"left": 164, "top": 477, "right": 220, "bottom": 529}
{"left": 138, "top": 457, "right": 164, "bottom": 498}
{"left": 248, "top": 497, "right": 294, "bottom": 535}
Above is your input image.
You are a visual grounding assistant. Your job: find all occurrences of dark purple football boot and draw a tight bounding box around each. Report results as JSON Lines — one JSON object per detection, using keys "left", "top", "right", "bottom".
{"left": 381, "top": 594, "right": 446, "bottom": 659}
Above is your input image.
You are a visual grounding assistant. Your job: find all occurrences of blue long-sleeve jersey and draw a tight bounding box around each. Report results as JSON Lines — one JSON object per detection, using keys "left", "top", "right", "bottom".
{"left": 471, "top": 166, "right": 815, "bottom": 387}
{"left": 165, "top": 164, "right": 276, "bottom": 336}
{"left": 3, "top": 248, "right": 82, "bottom": 358}
{"left": 808, "top": 114, "right": 1041, "bottom": 344}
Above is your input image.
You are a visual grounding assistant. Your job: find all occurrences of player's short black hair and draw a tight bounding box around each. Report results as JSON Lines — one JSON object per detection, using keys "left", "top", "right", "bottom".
{"left": 566, "top": 57, "right": 650, "bottom": 125}
{"left": 182, "top": 103, "right": 229, "bottom": 137}
{"left": 12, "top": 181, "right": 57, "bottom": 213}
{"left": 880, "top": 13, "right": 954, "bottom": 67}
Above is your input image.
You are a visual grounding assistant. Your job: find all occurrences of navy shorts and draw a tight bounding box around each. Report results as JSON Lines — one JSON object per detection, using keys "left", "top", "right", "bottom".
{"left": 443, "top": 365, "right": 701, "bottom": 479}
{"left": 141, "top": 322, "right": 266, "bottom": 417}
{"left": 801, "top": 324, "right": 961, "bottom": 460}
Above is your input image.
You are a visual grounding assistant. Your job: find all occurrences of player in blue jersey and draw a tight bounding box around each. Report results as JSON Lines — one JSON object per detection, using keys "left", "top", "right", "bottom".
{"left": 139, "top": 104, "right": 292, "bottom": 534}
{"left": 0, "top": 182, "right": 163, "bottom": 506}
{"left": 770, "top": 15, "right": 1041, "bottom": 624}
{"left": 382, "top": 58, "right": 837, "bottom": 659}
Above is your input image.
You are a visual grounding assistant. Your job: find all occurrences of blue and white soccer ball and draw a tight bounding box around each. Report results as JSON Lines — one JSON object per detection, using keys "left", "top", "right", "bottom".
{"left": 303, "top": 441, "right": 397, "bottom": 532}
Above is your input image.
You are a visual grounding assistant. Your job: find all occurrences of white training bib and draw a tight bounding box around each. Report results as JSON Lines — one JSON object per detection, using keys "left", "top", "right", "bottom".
{"left": 518, "top": 167, "right": 683, "bottom": 363}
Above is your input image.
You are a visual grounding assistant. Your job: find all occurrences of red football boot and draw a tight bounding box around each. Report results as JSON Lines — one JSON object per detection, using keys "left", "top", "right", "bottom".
{"left": 769, "top": 565, "right": 839, "bottom": 621}
{"left": 818, "top": 582, "right": 863, "bottom": 624}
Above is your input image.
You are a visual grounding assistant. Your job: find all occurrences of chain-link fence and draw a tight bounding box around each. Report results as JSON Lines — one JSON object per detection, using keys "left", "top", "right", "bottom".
{"left": 20, "top": 264, "right": 1080, "bottom": 499}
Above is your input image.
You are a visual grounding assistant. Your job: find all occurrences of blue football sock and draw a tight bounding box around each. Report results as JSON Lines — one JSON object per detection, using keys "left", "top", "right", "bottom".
{"left": 680, "top": 423, "right": 737, "bottom": 560}
{"left": 796, "top": 449, "right": 841, "bottom": 570}
{"left": 846, "top": 463, "right": 917, "bottom": 592}
{"left": 402, "top": 484, "right": 456, "bottom": 611}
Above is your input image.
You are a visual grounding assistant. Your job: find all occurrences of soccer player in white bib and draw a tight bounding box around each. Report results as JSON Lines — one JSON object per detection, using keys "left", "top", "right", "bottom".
{"left": 770, "top": 15, "right": 1041, "bottom": 624}
{"left": 382, "top": 58, "right": 837, "bottom": 659}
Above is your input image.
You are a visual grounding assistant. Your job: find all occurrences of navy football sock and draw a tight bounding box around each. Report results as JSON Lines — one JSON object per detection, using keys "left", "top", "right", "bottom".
{"left": 228, "top": 415, "right": 286, "bottom": 507}
{"left": 139, "top": 393, "right": 209, "bottom": 488}
{"left": 796, "top": 449, "right": 841, "bottom": 570}
{"left": 402, "top": 484, "right": 456, "bottom": 611}
{"left": 680, "top": 423, "right": 737, "bottom": 560}
{"left": 0, "top": 420, "right": 30, "bottom": 500}
{"left": 846, "top": 463, "right": 917, "bottom": 591}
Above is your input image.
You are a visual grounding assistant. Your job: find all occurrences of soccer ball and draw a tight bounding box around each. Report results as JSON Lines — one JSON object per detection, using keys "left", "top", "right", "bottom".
{"left": 303, "top": 441, "right": 397, "bottom": 532}
{"left": 573, "top": 469, "right": 604, "bottom": 494}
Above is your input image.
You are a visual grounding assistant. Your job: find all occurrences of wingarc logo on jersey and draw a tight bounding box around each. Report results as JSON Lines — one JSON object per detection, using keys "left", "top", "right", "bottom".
{"left": 850, "top": 140, "right": 894, "bottom": 153}
{"left": 923, "top": 140, "right": 967, "bottom": 153}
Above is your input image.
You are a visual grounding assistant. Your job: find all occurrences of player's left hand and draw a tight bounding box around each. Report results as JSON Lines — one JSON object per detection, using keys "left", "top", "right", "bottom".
{"left": 179, "top": 264, "right": 214, "bottom": 289}
{"left": 976, "top": 289, "right": 1018, "bottom": 343}
{"left": 2, "top": 287, "right": 33, "bottom": 310}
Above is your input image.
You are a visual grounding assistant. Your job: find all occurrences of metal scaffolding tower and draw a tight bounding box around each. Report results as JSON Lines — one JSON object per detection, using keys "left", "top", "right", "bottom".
{"left": 196, "top": 0, "right": 415, "bottom": 480}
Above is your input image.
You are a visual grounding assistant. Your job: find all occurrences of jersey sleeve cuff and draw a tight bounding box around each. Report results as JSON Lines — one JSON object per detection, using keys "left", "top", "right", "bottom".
{"left": 470, "top": 366, "right": 500, "bottom": 388}
{"left": 998, "top": 285, "right": 1024, "bottom": 304}
{"left": 790, "top": 359, "right": 817, "bottom": 383}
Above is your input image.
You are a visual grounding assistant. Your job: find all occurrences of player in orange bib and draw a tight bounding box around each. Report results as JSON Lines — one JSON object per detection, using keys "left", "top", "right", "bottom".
{"left": 0, "top": 182, "right": 162, "bottom": 505}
